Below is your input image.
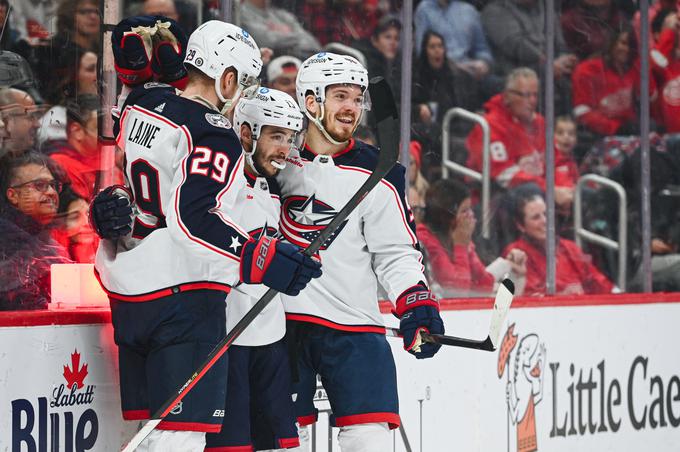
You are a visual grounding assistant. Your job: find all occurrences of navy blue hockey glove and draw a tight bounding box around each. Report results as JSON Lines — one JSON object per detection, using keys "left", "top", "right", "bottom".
{"left": 112, "top": 16, "right": 157, "bottom": 86}
{"left": 151, "top": 18, "right": 188, "bottom": 89}
{"left": 240, "top": 236, "right": 322, "bottom": 296}
{"left": 394, "top": 286, "right": 444, "bottom": 359}
{"left": 88, "top": 185, "right": 134, "bottom": 239}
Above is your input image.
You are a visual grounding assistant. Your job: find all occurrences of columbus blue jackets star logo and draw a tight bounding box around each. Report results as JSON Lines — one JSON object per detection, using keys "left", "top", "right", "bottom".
{"left": 229, "top": 236, "right": 242, "bottom": 252}
{"left": 280, "top": 195, "right": 347, "bottom": 250}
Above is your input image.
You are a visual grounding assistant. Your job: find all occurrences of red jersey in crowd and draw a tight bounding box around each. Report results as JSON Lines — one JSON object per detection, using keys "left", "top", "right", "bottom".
{"left": 554, "top": 148, "right": 580, "bottom": 188}
{"left": 572, "top": 57, "right": 656, "bottom": 136}
{"left": 466, "top": 94, "right": 546, "bottom": 189}
{"left": 416, "top": 223, "right": 495, "bottom": 294}
{"left": 651, "top": 28, "right": 680, "bottom": 133}
{"left": 502, "top": 236, "right": 614, "bottom": 296}
{"left": 48, "top": 143, "right": 113, "bottom": 200}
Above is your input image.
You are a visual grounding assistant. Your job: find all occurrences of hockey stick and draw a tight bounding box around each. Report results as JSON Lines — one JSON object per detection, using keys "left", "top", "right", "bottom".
{"left": 385, "top": 279, "right": 515, "bottom": 352}
{"left": 121, "top": 76, "right": 399, "bottom": 451}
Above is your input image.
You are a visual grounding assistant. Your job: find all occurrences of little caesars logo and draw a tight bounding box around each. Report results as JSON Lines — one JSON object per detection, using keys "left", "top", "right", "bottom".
{"left": 11, "top": 350, "right": 99, "bottom": 450}
{"left": 498, "top": 324, "right": 547, "bottom": 452}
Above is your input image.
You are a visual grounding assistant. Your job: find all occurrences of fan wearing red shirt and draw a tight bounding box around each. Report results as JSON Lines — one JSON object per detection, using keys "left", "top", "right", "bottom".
{"left": 417, "top": 178, "right": 526, "bottom": 296}
{"left": 572, "top": 26, "right": 657, "bottom": 136}
{"left": 503, "top": 187, "right": 615, "bottom": 296}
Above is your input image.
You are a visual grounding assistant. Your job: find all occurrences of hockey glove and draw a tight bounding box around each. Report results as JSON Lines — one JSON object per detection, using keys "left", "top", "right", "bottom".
{"left": 151, "top": 18, "right": 188, "bottom": 89}
{"left": 240, "top": 236, "right": 322, "bottom": 296}
{"left": 88, "top": 185, "right": 134, "bottom": 240}
{"left": 111, "top": 16, "right": 158, "bottom": 86}
{"left": 395, "top": 285, "right": 444, "bottom": 359}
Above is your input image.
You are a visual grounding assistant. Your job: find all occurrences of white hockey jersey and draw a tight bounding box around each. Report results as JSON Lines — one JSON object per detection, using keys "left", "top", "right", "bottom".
{"left": 276, "top": 139, "right": 426, "bottom": 331}
{"left": 95, "top": 84, "right": 251, "bottom": 299}
{"left": 225, "top": 171, "right": 286, "bottom": 346}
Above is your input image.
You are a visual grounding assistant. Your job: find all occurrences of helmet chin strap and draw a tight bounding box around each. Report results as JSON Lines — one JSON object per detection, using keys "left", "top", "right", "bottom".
{"left": 245, "top": 138, "right": 287, "bottom": 177}
{"left": 215, "top": 77, "right": 242, "bottom": 115}
{"left": 305, "top": 103, "right": 361, "bottom": 147}
{"left": 245, "top": 138, "right": 262, "bottom": 176}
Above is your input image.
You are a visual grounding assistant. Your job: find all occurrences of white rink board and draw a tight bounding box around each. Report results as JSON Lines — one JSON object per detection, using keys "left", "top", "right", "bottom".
{"left": 0, "top": 323, "right": 136, "bottom": 451}
{"left": 387, "top": 301, "right": 680, "bottom": 452}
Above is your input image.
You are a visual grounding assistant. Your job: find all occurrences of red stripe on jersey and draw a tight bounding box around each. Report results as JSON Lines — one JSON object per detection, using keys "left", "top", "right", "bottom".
{"left": 334, "top": 412, "right": 401, "bottom": 429}
{"left": 278, "top": 437, "right": 301, "bottom": 448}
{"left": 157, "top": 420, "right": 222, "bottom": 433}
{"left": 95, "top": 268, "right": 231, "bottom": 301}
{"left": 297, "top": 414, "right": 318, "bottom": 426}
{"left": 336, "top": 164, "right": 418, "bottom": 245}
{"left": 122, "top": 409, "right": 150, "bottom": 420}
{"left": 286, "top": 314, "right": 386, "bottom": 334}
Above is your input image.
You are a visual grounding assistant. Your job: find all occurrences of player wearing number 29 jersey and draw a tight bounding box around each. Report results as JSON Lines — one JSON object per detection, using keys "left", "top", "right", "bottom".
{"left": 96, "top": 82, "right": 251, "bottom": 297}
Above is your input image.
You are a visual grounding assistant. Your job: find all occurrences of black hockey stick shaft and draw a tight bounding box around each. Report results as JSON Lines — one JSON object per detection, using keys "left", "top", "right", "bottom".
{"left": 386, "top": 328, "right": 496, "bottom": 351}
{"left": 122, "top": 77, "right": 399, "bottom": 451}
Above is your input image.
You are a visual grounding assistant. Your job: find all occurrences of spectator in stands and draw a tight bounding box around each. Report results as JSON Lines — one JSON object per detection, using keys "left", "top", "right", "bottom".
{"left": 354, "top": 15, "right": 402, "bottom": 102}
{"left": 44, "top": 95, "right": 105, "bottom": 201}
{"left": 143, "top": 0, "right": 179, "bottom": 21}
{"left": 0, "top": 0, "right": 19, "bottom": 49}
{"left": 650, "top": 8, "right": 680, "bottom": 133}
{"left": 553, "top": 115, "right": 581, "bottom": 219}
{"left": 561, "top": 0, "right": 628, "bottom": 60}
{"left": 31, "top": 0, "right": 100, "bottom": 96}
{"left": 58, "top": 189, "right": 98, "bottom": 262}
{"left": 466, "top": 68, "right": 546, "bottom": 190}
{"left": 633, "top": 0, "right": 674, "bottom": 45}
{"left": 414, "top": 0, "right": 493, "bottom": 81}
{"left": 299, "top": 0, "right": 381, "bottom": 47}
{"left": 412, "top": 30, "right": 482, "bottom": 126}
{"left": 0, "top": 88, "right": 41, "bottom": 158}
{"left": 572, "top": 25, "right": 655, "bottom": 137}
{"left": 238, "top": 0, "right": 320, "bottom": 60}
{"left": 0, "top": 152, "right": 71, "bottom": 310}
{"left": 38, "top": 48, "right": 98, "bottom": 145}
{"left": 482, "top": 0, "right": 577, "bottom": 113}
{"left": 265, "top": 55, "right": 301, "bottom": 99}
{"left": 482, "top": 0, "right": 577, "bottom": 78}
{"left": 502, "top": 185, "right": 615, "bottom": 296}
{"left": 6, "top": 0, "right": 55, "bottom": 46}
{"left": 418, "top": 178, "right": 526, "bottom": 296}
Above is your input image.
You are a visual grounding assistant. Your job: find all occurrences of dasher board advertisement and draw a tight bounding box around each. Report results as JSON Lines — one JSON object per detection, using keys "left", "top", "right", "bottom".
{"left": 0, "top": 323, "right": 136, "bottom": 451}
{"left": 390, "top": 298, "right": 680, "bottom": 452}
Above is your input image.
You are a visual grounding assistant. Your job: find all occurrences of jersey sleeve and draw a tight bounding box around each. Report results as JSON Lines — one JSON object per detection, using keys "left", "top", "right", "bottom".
{"left": 363, "top": 164, "right": 428, "bottom": 301}
{"left": 572, "top": 61, "right": 622, "bottom": 135}
{"left": 165, "top": 128, "right": 251, "bottom": 279}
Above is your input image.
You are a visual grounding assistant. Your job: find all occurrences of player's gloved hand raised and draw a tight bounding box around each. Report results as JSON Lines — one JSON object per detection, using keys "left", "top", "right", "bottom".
{"left": 240, "top": 236, "right": 322, "bottom": 296}
{"left": 394, "top": 285, "right": 444, "bottom": 359}
{"left": 151, "top": 18, "right": 188, "bottom": 89}
{"left": 89, "top": 185, "right": 134, "bottom": 239}
{"left": 112, "top": 16, "right": 158, "bottom": 86}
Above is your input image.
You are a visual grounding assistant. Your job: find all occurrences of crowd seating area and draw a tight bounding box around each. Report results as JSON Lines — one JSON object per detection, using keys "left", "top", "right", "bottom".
{"left": 2, "top": 0, "right": 678, "bottom": 310}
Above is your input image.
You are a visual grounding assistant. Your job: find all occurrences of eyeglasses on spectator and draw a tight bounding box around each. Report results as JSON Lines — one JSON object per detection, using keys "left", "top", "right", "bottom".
{"left": 10, "top": 178, "right": 63, "bottom": 193}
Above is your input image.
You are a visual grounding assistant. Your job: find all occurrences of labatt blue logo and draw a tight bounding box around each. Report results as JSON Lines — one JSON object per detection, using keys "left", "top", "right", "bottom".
{"left": 11, "top": 350, "right": 99, "bottom": 451}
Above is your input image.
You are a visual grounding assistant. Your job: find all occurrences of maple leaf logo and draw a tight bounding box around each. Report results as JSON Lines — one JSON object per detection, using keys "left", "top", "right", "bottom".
{"left": 63, "top": 350, "right": 88, "bottom": 390}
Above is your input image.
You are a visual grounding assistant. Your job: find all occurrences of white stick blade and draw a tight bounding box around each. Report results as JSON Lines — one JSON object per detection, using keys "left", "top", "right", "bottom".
{"left": 121, "top": 419, "right": 161, "bottom": 452}
{"left": 487, "top": 278, "right": 515, "bottom": 349}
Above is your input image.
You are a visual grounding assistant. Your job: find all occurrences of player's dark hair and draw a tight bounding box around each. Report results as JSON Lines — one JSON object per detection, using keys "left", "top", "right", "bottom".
{"left": 508, "top": 183, "right": 544, "bottom": 231}
{"left": 424, "top": 178, "right": 470, "bottom": 238}
{"left": 0, "top": 151, "right": 58, "bottom": 198}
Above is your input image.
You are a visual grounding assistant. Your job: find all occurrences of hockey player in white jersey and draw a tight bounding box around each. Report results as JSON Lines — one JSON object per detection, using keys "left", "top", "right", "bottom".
{"left": 205, "top": 87, "right": 306, "bottom": 451}
{"left": 91, "top": 18, "right": 321, "bottom": 451}
{"left": 277, "top": 52, "right": 445, "bottom": 452}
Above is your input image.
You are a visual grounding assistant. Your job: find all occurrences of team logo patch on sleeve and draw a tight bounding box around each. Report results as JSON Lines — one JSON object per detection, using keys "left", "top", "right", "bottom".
{"left": 205, "top": 113, "right": 232, "bottom": 129}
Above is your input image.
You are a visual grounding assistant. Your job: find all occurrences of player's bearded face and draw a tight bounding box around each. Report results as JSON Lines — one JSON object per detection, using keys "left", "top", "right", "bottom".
{"left": 253, "top": 126, "right": 297, "bottom": 177}
{"left": 322, "top": 85, "right": 364, "bottom": 143}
